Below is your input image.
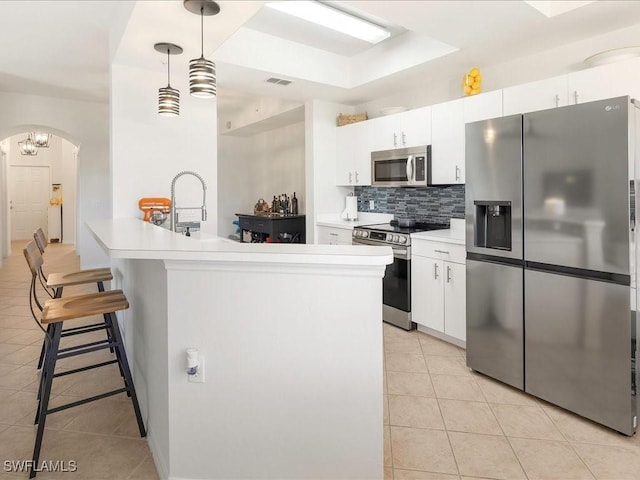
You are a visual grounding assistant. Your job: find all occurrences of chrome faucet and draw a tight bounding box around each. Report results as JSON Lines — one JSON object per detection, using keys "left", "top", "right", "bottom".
{"left": 170, "top": 170, "right": 207, "bottom": 232}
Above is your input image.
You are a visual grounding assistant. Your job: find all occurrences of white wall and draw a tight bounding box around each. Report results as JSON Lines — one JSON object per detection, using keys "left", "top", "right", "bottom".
{"left": 304, "top": 100, "right": 354, "bottom": 243}
{"left": 217, "top": 121, "right": 305, "bottom": 238}
{"left": 61, "top": 139, "right": 78, "bottom": 244}
{"left": 0, "top": 91, "right": 110, "bottom": 268}
{"left": 110, "top": 63, "right": 217, "bottom": 233}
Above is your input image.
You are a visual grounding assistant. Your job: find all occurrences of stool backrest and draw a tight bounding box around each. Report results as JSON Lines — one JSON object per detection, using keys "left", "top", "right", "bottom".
{"left": 34, "top": 228, "right": 47, "bottom": 254}
{"left": 24, "top": 240, "right": 44, "bottom": 277}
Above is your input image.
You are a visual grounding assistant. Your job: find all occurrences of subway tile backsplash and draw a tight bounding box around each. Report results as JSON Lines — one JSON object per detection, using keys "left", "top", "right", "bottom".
{"left": 354, "top": 185, "right": 465, "bottom": 225}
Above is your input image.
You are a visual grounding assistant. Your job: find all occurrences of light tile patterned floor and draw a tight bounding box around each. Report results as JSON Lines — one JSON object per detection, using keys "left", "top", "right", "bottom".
{"left": 3, "top": 241, "right": 640, "bottom": 479}
{"left": 0, "top": 241, "right": 157, "bottom": 479}
{"left": 383, "top": 323, "right": 640, "bottom": 480}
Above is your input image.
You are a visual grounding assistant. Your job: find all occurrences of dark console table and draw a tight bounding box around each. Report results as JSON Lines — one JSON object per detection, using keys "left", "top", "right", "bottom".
{"left": 236, "top": 214, "right": 306, "bottom": 244}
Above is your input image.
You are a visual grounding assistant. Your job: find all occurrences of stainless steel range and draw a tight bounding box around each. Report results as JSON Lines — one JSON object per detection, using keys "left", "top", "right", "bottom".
{"left": 353, "top": 221, "right": 448, "bottom": 330}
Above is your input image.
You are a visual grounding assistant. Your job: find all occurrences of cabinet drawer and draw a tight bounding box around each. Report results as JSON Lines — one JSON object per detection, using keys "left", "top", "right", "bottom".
{"left": 239, "top": 217, "right": 254, "bottom": 231}
{"left": 317, "top": 226, "right": 354, "bottom": 245}
{"left": 413, "top": 240, "right": 465, "bottom": 264}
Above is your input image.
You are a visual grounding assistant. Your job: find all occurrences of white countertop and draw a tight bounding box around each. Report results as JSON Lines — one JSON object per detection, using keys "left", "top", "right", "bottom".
{"left": 316, "top": 212, "right": 394, "bottom": 229}
{"left": 88, "top": 218, "right": 393, "bottom": 266}
{"left": 410, "top": 218, "right": 466, "bottom": 245}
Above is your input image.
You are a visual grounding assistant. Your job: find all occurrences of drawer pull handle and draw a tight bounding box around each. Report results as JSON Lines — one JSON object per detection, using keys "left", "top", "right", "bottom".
{"left": 434, "top": 249, "right": 450, "bottom": 254}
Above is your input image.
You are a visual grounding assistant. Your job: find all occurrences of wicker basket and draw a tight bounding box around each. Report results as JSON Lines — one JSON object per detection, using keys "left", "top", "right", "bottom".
{"left": 337, "top": 113, "right": 368, "bottom": 126}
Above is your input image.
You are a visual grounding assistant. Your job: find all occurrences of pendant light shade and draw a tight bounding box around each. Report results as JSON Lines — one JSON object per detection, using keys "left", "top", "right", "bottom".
{"left": 31, "top": 131, "right": 51, "bottom": 148}
{"left": 189, "top": 57, "right": 216, "bottom": 97}
{"left": 184, "top": 0, "right": 220, "bottom": 98}
{"left": 154, "top": 43, "right": 183, "bottom": 117}
{"left": 19, "top": 136, "right": 38, "bottom": 156}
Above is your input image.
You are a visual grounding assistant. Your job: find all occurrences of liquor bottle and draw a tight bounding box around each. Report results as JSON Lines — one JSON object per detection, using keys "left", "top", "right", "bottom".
{"left": 291, "top": 192, "right": 298, "bottom": 215}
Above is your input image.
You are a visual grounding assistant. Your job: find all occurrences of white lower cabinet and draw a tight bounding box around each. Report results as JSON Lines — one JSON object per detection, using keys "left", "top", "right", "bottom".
{"left": 412, "top": 240, "right": 466, "bottom": 343}
{"left": 317, "top": 225, "right": 353, "bottom": 245}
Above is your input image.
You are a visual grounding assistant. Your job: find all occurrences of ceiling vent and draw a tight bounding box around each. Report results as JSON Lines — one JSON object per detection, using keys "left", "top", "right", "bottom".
{"left": 266, "top": 77, "right": 292, "bottom": 86}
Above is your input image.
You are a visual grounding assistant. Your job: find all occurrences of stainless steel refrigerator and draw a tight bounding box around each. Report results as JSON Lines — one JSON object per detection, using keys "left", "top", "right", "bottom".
{"left": 465, "top": 96, "right": 638, "bottom": 435}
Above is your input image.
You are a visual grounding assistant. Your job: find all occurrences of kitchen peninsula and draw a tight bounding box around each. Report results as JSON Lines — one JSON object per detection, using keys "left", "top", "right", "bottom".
{"left": 88, "top": 218, "right": 392, "bottom": 480}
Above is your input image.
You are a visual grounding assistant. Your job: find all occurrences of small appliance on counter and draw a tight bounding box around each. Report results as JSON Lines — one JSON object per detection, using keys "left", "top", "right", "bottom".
{"left": 138, "top": 197, "right": 171, "bottom": 227}
{"left": 341, "top": 193, "right": 358, "bottom": 221}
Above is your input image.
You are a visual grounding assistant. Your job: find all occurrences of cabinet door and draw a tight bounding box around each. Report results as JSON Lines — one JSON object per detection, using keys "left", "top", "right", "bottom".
{"left": 354, "top": 121, "right": 372, "bottom": 185}
{"left": 431, "top": 99, "right": 464, "bottom": 185}
{"left": 412, "top": 256, "right": 445, "bottom": 331}
{"left": 503, "top": 76, "right": 568, "bottom": 115}
{"left": 568, "top": 58, "right": 640, "bottom": 105}
{"left": 400, "top": 106, "right": 431, "bottom": 148}
{"left": 370, "top": 115, "right": 398, "bottom": 152}
{"left": 335, "top": 124, "right": 355, "bottom": 186}
{"left": 463, "top": 90, "right": 503, "bottom": 124}
{"left": 444, "top": 261, "right": 466, "bottom": 342}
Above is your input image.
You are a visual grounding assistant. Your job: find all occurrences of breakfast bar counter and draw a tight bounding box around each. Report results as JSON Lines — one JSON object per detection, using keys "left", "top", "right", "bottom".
{"left": 88, "top": 218, "right": 392, "bottom": 480}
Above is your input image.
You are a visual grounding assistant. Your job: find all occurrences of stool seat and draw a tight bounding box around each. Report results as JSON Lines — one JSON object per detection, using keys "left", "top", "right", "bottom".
{"left": 46, "top": 268, "right": 112, "bottom": 289}
{"left": 41, "top": 290, "right": 129, "bottom": 324}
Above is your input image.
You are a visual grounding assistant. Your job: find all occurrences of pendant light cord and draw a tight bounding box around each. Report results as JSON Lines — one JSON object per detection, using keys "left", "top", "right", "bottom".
{"left": 167, "top": 48, "right": 171, "bottom": 86}
{"left": 200, "top": 4, "right": 204, "bottom": 58}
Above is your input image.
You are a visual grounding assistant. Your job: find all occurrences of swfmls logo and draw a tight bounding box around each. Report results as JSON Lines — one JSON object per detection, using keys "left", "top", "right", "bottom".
{"left": 605, "top": 104, "right": 621, "bottom": 111}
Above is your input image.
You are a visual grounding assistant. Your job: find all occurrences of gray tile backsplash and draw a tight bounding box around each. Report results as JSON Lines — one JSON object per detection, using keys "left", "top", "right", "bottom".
{"left": 354, "top": 185, "right": 465, "bottom": 225}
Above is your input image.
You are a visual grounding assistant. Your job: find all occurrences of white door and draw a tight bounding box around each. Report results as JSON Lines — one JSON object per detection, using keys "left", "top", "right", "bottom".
{"left": 9, "top": 166, "right": 50, "bottom": 240}
{"left": 412, "top": 256, "right": 444, "bottom": 331}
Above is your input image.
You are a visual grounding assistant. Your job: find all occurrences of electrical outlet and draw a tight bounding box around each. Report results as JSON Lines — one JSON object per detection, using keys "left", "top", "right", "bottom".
{"left": 188, "top": 356, "right": 205, "bottom": 383}
{"left": 369, "top": 200, "right": 375, "bottom": 210}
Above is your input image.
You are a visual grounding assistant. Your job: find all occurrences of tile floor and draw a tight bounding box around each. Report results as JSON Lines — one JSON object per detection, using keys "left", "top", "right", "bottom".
{"left": 382, "top": 324, "right": 640, "bottom": 480}
{"left": 2, "top": 241, "right": 640, "bottom": 479}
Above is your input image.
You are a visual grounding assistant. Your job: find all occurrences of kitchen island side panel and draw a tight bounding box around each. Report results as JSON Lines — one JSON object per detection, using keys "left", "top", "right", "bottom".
{"left": 165, "top": 261, "right": 384, "bottom": 479}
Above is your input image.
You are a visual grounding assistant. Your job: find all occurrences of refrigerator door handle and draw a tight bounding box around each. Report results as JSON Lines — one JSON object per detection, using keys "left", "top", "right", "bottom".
{"left": 631, "top": 180, "right": 636, "bottom": 232}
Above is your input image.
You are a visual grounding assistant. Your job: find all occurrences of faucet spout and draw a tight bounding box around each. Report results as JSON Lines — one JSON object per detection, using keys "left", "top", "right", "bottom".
{"left": 170, "top": 171, "right": 207, "bottom": 232}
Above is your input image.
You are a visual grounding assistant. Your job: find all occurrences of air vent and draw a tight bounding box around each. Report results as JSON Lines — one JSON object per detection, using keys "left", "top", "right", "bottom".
{"left": 266, "top": 77, "right": 292, "bottom": 86}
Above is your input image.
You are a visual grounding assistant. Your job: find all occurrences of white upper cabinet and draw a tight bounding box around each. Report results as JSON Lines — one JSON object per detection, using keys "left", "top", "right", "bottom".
{"left": 463, "top": 90, "right": 503, "bottom": 124}
{"left": 335, "top": 121, "right": 371, "bottom": 186}
{"left": 567, "top": 58, "right": 640, "bottom": 105}
{"left": 431, "top": 98, "right": 464, "bottom": 185}
{"left": 503, "top": 76, "right": 569, "bottom": 115}
{"left": 370, "top": 107, "right": 431, "bottom": 152}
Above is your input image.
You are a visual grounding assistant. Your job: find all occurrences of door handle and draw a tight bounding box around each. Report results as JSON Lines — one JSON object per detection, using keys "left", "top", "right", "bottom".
{"left": 406, "top": 155, "right": 414, "bottom": 181}
{"left": 574, "top": 90, "right": 579, "bottom": 104}
{"left": 434, "top": 249, "right": 450, "bottom": 255}
{"left": 393, "top": 133, "right": 397, "bottom": 147}
{"left": 555, "top": 94, "right": 560, "bottom": 108}
{"left": 446, "top": 265, "right": 451, "bottom": 283}
{"left": 401, "top": 131, "right": 406, "bottom": 146}
{"left": 434, "top": 263, "right": 439, "bottom": 279}
{"left": 348, "top": 172, "right": 353, "bottom": 184}
{"left": 355, "top": 171, "right": 359, "bottom": 183}
{"left": 9, "top": 200, "right": 13, "bottom": 210}
{"left": 455, "top": 165, "right": 460, "bottom": 182}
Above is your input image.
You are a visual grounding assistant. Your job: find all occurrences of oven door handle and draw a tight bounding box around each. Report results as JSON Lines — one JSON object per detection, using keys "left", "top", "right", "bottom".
{"left": 406, "top": 155, "right": 414, "bottom": 182}
{"left": 392, "top": 248, "right": 409, "bottom": 260}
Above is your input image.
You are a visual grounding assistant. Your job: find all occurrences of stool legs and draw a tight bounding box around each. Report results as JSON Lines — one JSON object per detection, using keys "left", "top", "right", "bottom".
{"left": 106, "top": 312, "right": 146, "bottom": 436}
{"left": 31, "top": 313, "right": 145, "bottom": 478}
{"left": 31, "top": 323, "right": 61, "bottom": 478}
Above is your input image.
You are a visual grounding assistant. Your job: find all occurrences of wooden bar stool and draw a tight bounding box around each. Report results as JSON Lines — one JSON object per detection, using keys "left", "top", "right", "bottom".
{"left": 23, "top": 241, "right": 146, "bottom": 478}
{"left": 33, "top": 228, "right": 115, "bottom": 369}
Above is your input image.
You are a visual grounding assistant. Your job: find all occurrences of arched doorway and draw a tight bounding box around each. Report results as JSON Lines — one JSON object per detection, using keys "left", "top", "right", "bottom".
{"left": 0, "top": 125, "right": 79, "bottom": 259}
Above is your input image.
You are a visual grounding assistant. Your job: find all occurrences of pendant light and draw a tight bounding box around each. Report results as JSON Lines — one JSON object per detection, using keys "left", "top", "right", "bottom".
{"left": 18, "top": 136, "right": 38, "bottom": 156}
{"left": 31, "top": 131, "right": 51, "bottom": 148}
{"left": 154, "top": 43, "right": 183, "bottom": 117}
{"left": 184, "top": 0, "right": 220, "bottom": 98}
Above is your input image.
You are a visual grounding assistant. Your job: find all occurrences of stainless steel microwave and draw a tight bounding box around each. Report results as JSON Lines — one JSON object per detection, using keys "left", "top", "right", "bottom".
{"left": 371, "top": 145, "right": 431, "bottom": 187}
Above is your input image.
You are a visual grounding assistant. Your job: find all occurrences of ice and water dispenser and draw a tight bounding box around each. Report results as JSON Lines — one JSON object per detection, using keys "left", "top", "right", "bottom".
{"left": 474, "top": 201, "right": 512, "bottom": 250}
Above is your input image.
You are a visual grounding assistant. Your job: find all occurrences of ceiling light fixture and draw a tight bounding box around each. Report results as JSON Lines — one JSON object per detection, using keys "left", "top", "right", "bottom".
{"left": 154, "top": 42, "right": 183, "bottom": 117}
{"left": 265, "top": 1, "right": 390, "bottom": 44}
{"left": 184, "top": 0, "right": 220, "bottom": 98}
{"left": 18, "top": 136, "right": 38, "bottom": 156}
{"left": 584, "top": 46, "right": 640, "bottom": 67}
{"left": 31, "top": 131, "right": 51, "bottom": 148}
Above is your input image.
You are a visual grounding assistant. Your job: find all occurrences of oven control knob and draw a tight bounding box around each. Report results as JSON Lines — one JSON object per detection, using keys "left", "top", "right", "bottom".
{"left": 399, "top": 236, "right": 407, "bottom": 244}
{"left": 386, "top": 233, "right": 393, "bottom": 242}
{"left": 362, "top": 231, "right": 369, "bottom": 238}
{"left": 353, "top": 230, "right": 357, "bottom": 237}
{"left": 393, "top": 235, "right": 400, "bottom": 243}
